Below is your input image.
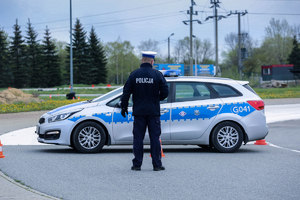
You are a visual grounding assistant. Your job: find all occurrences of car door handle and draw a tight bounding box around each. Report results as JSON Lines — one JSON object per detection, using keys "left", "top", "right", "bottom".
{"left": 105, "top": 113, "right": 112, "bottom": 116}
{"left": 160, "top": 109, "right": 169, "bottom": 114}
{"left": 207, "top": 105, "right": 220, "bottom": 110}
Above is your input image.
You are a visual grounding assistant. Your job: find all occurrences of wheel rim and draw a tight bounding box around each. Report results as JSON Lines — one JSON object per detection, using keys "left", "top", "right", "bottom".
{"left": 78, "top": 126, "right": 101, "bottom": 149}
{"left": 217, "top": 126, "right": 239, "bottom": 148}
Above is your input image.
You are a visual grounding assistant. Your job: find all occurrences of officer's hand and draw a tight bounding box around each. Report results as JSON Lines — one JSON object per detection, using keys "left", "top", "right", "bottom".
{"left": 121, "top": 108, "right": 128, "bottom": 118}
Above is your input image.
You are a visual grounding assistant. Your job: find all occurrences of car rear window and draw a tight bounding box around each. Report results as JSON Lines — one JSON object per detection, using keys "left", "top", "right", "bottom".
{"left": 243, "top": 84, "right": 258, "bottom": 95}
{"left": 211, "top": 84, "right": 241, "bottom": 98}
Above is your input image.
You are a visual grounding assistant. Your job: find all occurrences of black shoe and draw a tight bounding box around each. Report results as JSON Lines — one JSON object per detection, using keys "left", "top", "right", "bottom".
{"left": 131, "top": 166, "right": 141, "bottom": 171}
{"left": 153, "top": 166, "right": 165, "bottom": 171}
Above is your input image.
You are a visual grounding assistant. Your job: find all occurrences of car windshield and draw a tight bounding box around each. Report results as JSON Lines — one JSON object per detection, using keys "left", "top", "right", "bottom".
{"left": 92, "top": 87, "right": 123, "bottom": 102}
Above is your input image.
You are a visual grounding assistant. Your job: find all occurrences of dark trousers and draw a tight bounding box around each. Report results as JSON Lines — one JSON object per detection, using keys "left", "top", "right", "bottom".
{"left": 132, "top": 115, "right": 162, "bottom": 168}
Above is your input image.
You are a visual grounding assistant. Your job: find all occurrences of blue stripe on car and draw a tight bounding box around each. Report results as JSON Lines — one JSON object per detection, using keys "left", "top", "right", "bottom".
{"left": 67, "top": 102, "right": 255, "bottom": 123}
{"left": 68, "top": 115, "right": 85, "bottom": 122}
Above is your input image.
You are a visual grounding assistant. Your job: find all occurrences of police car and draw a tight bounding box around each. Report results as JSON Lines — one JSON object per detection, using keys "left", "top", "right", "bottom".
{"left": 36, "top": 74, "right": 268, "bottom": 153}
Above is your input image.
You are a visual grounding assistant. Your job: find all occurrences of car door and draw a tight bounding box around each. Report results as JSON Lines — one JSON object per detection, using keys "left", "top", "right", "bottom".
{"left": 107, "top": 96, "right": 134, "bottom": 143}
{"left": 170, "top": 82, "right": 223, "bottom": 140}
{"left": 111, "top": 83, "right": 171, "bottom": 143}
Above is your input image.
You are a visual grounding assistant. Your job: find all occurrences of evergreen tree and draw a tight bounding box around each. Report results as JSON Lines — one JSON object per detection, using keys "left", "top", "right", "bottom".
{"left": 0, "top": 29, "right": 12, "bottom": 87}
{"left": 88, "top": 26, "right": 107, "bottom": 84}
{"left": 42, "top": 27, "right": 61, "bottom": 87}
{"left": 288, "top": 36, "right": 300, "bottom": 79}
{"left": 10, "top": 19, "right": 27, "bottom": 88}
{"left": 288, "top": 36, "right": 300, "bottom": 69}
{"left": 66, "top": 19, "right": 90, "bottom": 84}
{"left": 25, "top": 19, "right": 42, "bottom": 87}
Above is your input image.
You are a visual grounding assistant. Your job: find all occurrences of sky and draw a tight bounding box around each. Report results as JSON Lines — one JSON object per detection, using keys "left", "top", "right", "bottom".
{"left": 1, "top": 0, "right": 300, "bottom": 57}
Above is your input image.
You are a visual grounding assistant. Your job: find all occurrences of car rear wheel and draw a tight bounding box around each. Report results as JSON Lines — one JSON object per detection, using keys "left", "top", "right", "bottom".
{"left": 72, "top": 121, "right": 106, "bottom": 153}
{"left": 211, "top": 121, "right": 243, "bottom": 153}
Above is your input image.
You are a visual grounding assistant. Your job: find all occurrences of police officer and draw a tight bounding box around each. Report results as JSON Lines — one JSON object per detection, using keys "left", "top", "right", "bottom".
{"left": 121, "top": 51, "right": 169, "bottom": 171}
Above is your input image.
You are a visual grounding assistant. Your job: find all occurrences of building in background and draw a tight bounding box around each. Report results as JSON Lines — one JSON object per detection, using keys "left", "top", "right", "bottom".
{"left": 261, "top": 64, "right": 294, "bottom": 81}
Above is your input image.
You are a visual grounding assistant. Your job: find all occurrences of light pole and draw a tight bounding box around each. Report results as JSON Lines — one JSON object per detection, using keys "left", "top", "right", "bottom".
{"left": 168, "top": 33, "right": 174, "bottom": 63}
{"left": 69, "top": 0, "right": 73, "bottom": 93}
{"left": 192, "top": 35, "right": 197, "bottom": 76}
{"left": 227, "top": 10, "right": 248, "bottom": 79}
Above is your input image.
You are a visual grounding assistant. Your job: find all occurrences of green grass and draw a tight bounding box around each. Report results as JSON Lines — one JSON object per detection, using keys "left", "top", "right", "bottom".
{"left": 23, "top": 88, "right": 114, "bottom": 95}
{"left": 39, "top": 96, "right": 97, "bottom": 100}
{"left": 0, "top": 99, "right": 89, "bottom": 113}
{"left": 254, "top": 86, "right": 300, "bottom": 99}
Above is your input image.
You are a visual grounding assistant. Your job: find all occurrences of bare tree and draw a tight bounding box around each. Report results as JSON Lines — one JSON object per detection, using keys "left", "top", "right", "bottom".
{"left": 196, "top": 39, "right": 214, "bottom": 63}
{"left": 264, "top": 18, "right": 294, "bottom": 64}
{"left": 224, "top": 33, "right": 238, "bottom": 51}
{"left": 174, "top": 37, "right": 213, "bottom": 64}
{"left": 137, "top": 39, "right": 160, "bottom": 53}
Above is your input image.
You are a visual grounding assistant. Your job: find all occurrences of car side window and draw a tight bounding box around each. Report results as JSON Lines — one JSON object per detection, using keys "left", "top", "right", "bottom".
{"left": 175, "top": 82, "right": 211, "bottom": 102}
{"left": 210, "top": 84, "right": 241, "bottom": 97}
{"left": 107, "top": 96, "right": 133, "bottom": 107}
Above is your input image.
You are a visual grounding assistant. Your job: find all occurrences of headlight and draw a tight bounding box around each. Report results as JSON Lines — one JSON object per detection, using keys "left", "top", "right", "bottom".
{"left": 48, "top": 109, "right": 83, "bottom": 123}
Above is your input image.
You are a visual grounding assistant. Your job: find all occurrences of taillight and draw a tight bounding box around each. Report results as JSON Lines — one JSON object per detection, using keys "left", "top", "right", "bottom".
{"left": 247, "top": 100, "right": 265, "bottom": 110}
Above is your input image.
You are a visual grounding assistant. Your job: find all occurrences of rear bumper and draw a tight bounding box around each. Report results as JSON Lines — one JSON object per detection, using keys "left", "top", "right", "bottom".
{"left": 241, "top": 110, "right": 269, "bottom": 141}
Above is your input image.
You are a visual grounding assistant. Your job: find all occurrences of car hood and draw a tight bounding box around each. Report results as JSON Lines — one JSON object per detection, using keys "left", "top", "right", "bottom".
{"left": 47, "top": 101, "right": 97, "bottom": 115}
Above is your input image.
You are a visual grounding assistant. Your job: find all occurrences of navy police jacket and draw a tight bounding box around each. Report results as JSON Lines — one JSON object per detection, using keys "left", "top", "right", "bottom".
{"left": 121, "top": 63, "right": 169, "bottom": 116}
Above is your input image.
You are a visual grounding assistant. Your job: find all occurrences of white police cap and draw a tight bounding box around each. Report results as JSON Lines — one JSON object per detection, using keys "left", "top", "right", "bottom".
{"left": 141, "top": 51, "right": 157, "bottom": 59}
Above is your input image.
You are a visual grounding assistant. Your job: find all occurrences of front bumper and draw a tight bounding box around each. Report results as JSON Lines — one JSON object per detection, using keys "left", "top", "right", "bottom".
{"left": 37, "top": 119, "right": 74, "bottom": 145}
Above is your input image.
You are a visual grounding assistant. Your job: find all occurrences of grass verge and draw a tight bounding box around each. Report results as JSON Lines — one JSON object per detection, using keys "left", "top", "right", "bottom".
{"left": 1, "top": 86, "right": 300, "bottom": 114}
{"left": 254, "top": 86, "right": 300, "bottom": 99}
{"left": 0, "top": 99, "right": 88, "bottom": 114}
{"left": 23, "top": 88, "right": 114, "bottom": 95}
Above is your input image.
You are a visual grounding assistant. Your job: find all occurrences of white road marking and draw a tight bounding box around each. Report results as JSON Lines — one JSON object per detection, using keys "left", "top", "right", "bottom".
{"left": 248, "top": 141, "right": 300, "bottom": 154}
{"left": 268, "top": 142, "right": 300, "bottom": 154}
{"left": 0, "top": 127, "right": 47, "bottom": 145}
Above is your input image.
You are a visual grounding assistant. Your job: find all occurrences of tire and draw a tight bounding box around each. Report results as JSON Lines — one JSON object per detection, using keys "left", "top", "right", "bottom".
{"left": 211, "top": 121, "right": 243, "bottom": 153}
{"left": 72, "top": 121, "right": 106, "bottom": 153}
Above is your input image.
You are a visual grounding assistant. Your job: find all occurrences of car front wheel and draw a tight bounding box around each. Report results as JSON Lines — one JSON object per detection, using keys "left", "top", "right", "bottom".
{"left": 211, "top": 122, "right": 243, "bottom": 153}
{"left": 72, "top": 121, "right": 106, "bottom": 153}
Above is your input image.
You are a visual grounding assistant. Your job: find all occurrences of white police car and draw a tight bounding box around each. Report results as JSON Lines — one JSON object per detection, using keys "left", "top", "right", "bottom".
{"left": 36, "top": 75, "right": 268, "bottom": 153}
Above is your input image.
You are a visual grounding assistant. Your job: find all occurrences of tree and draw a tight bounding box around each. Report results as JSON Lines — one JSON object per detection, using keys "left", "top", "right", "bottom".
{"left": 25, "top": 19, "right": 42, "bottom": 87}
{"left": 222, "top": 32, "right": 258, "bottom": 78}
{"left": 138, "top": 39, "right": 160, "bottom": 53}
{"left": 53, "top": 40, "right": 68, "bottom": 85}
{"left": 174, "top": 37, "right": 189, "bottom": 64}
{"left": 10, "top": 19, "right": 27, "bottom": 88}
{"left": 105, "top": 38, "right": 139, "bottom": 84}
{"left": 41, "top": 27, "right": 61, "bottom": 87}
{"left": 66, "top": 19, "right": 90, "bottom": 84}
{"left": 0, "top": 29, "right": 12, "bottom": 87}
{"left": 288, "top": 36, "right": 300, "bottom": 79}
{"left": 173, "top": 37, "right": 214, "bottom": 64}
{"left": 262, "top": 18, "right": 294, "bottom": 64}
{"left": 88, "top": 26, "right": 107, "bottom": 84}
{"left": 195, "top": 39, "right": 214, "bottom": 64}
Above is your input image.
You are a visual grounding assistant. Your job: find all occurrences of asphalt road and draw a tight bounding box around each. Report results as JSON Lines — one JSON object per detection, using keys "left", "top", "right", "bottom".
{"left": 0, "top": 119, "right": 299, "bottom": 200}
{"left": 0, "top": 111, "right": 45, "bottom": 135}
{"left": 0, "top": 98, "right": 300, "bottom": 200}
